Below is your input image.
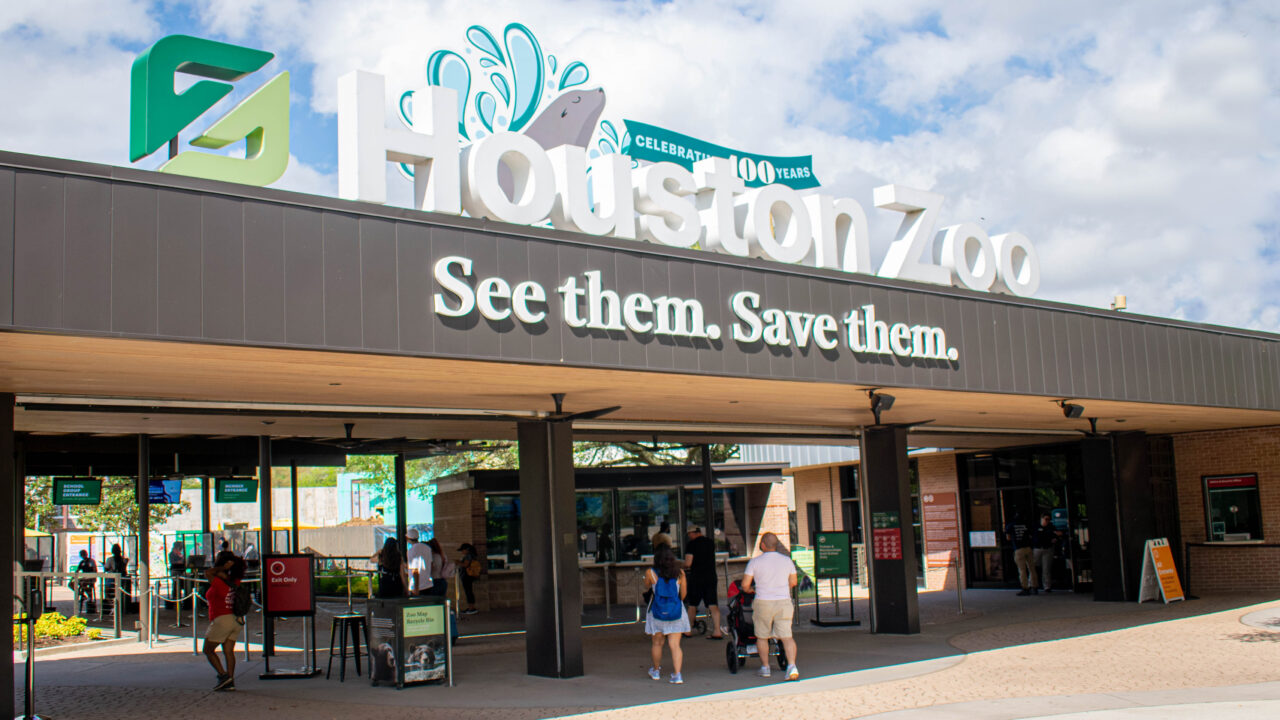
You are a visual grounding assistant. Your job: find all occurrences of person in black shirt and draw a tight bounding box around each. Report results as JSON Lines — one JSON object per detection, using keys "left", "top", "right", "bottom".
{"left": 1033, "top": 513, "right": 1061, "bottom": 593}
{"left": 682, "top": 526, "right": 723, "bottom": 639}
{"left": 1005, "top": 513, "right": 1037, "bottom": 595}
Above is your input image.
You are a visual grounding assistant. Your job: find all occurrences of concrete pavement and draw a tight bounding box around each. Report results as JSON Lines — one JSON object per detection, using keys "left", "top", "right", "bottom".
{"left": 14, "top": 588, "right": 1280, "bottom": 719}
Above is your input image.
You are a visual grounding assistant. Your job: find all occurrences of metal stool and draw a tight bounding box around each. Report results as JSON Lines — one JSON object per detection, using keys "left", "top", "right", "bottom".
{"left": 326, "top": 614, "right": 368, "bottom": 681}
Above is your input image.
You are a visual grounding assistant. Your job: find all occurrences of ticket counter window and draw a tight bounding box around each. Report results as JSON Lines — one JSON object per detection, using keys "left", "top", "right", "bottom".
{"left": 616, "top": 489, "right": 677, "bottom": 561}
{"left": 1204, "top": 475, "right": 1262, "bottom": 541}
{"left": 683, "top": 488, "right": 748, "bottom": 557}
{"left": 485, "top": 494, "right": 521, "bottom": 567}
{"left": 577, "top": 491, "right": 615, "bottom": 562}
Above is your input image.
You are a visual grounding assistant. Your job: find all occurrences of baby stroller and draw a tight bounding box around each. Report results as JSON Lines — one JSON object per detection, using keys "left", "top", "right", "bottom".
{"left": 724, "top": 579, "right": 789, "bottom": 673}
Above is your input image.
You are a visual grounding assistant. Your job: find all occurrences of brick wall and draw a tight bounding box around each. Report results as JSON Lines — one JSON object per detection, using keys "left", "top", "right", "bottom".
{"left": 753, "top": 482, "right": 792, "bottom": 552}
{"left": 432, "top": 489, "right": 486, "bottom": 567}
{"left": 791, "top": 466, "right": 843, "bottom": 547}
{"left": 1174, "top": 426, "right": 1280, "bottom": 594}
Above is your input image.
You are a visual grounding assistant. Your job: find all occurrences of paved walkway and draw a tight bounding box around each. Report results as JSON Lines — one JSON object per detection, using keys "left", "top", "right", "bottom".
{"left": 14, "top": 589, "right": 1280, "bottom": 719}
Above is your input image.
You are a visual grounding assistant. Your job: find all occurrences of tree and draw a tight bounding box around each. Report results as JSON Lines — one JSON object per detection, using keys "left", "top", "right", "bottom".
{"left": 72, "top": 477, "right": 189, "bottom": 535}
{"left": 24, "top": 476, "right": 58, "bottom": 531}
{"left": 572, "top": 442, "right": 738, "bottom": 467}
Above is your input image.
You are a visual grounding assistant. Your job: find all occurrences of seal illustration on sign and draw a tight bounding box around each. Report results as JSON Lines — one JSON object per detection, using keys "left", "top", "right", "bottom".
{"left": 398, "top": 22, "right": 628, "bottom": 182}
{"left": 523, "top": 87, "right": 606, "bottom": 150}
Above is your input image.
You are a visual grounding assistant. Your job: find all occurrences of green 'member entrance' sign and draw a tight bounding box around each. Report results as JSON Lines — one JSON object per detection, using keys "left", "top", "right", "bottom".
{"left": 814, "top": 531, "right": 852, "bottom": 579}
{"left": 216, "top": 477, "right": 259, "bottom": 503}
{"left": 54, "top": 477, "right": 102, "bottom": 505}
{"left": 623, "top": 120, "right": 820, "bottom": 190}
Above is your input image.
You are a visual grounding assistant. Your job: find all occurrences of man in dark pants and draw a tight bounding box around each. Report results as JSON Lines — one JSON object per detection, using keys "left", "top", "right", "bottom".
{"left": 1005, "top": 512, "right": 1036, "bottom": 595}
{"left": 1033, "top": 513, "right": 1061, "bottom": 592}
{"left": 682, "top": 526, "right": 723, "bottom": 638}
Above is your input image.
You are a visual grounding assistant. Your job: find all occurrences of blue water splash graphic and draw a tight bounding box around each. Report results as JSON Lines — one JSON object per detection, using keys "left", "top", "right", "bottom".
{"left": 400, "top": 22, "right": 629, "bottom": 180}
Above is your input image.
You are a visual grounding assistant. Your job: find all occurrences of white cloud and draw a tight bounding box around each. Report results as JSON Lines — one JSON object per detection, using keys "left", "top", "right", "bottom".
{"left": 3, "top": 0, "right": 1277, "bottom": 330}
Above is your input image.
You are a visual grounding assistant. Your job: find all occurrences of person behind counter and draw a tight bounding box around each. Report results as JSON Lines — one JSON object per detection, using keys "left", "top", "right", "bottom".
{"left": 374, "top": 538, "right": 408, "bottom": 598}
{"left": 457, "top": 543, "right": 481, "bottom": 615}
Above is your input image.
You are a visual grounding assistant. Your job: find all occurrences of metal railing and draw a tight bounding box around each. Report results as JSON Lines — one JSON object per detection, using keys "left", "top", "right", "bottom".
{"left": 15, "top": 570, "right": 127, "bottom": 641}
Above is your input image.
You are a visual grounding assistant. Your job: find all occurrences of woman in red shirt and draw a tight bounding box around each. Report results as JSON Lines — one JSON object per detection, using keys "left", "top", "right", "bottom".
{"left": 203, "top": 555, "right": 246, "bottom": 691}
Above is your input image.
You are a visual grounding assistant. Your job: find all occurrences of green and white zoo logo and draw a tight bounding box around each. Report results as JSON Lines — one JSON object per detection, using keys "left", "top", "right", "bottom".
{"left": 129, "top": 35, "right": 289, "bottom": 186}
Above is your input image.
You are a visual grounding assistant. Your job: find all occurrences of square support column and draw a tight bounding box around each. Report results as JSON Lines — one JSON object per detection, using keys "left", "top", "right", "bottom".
{"left": 258, "top": 435, "right": 275, "bottom": 655}
{"left": 517, "top": 421, "right": 584, "bottom": 678}
{"left": 137, "top": 434, "right": 151, "bottom": 643}
{"left": 1082, "top": 436, "right": 1126, "bottom": 601}
{"left": 860, "top": 425, "right": 920, "bottom": 634}
{"left": 2, "top": 393, "right": 15, "bottom": 714}
{"left": 394, "top": 453, "right": 408, "bottom": 546}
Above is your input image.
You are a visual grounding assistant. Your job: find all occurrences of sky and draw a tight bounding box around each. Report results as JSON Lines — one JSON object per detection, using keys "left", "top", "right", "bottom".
{"left": 2, "top": 0, "right": 1277, "bottom": 331}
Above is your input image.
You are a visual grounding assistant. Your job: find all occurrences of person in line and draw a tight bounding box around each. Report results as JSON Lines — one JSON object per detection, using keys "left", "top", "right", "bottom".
{"left": 1006, "top": 512, "right": 1037, "bottom": 595}
{"left": 1034, "top": 513, "right": 1062, "bottom": 593}
{"left": 651, "top": 521, "right": 673, "bottom": 550}
{"left": 405, "top": 529, "right": 433, "bottom": 596}
{"left": 202, "top": 554, "right": 247, "bottom": 691}
{"left": 644, "top": 543, "right": 689, "bottom": 684}
{"left": 682, "top": 526, "right": 724, "bottom": 639}
{"left": 424, "top": 538, "right": 452, "bottom": 598}
{"left": 741, "top": 532, "right": 799, "bottom": 681}
{"left": 168, "top": 541, "right": 186, "bottom": 574}
{"left": 74, "top": 549, "right": 98, "bottom": 614}
{"left": 457, "top": 543, "right": 481, "bottom": 614}
{"left": 105, "top": 543, "right": 129, "bottom": 605}
{"left": 374, "top": 537, "right": 408, "bottom": 598}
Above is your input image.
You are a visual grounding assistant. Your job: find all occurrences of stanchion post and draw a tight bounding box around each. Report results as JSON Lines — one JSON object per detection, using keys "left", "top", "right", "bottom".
{"left": 446, "top": 600, "right": 454, "bottom": 687}
{"left": 953, "top": 553, "right": 964, "bottom": 615}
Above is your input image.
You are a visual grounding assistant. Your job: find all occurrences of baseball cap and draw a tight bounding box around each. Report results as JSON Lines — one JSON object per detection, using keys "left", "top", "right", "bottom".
{"left": 405, "top": 529, "right": 419, "bottom": 541}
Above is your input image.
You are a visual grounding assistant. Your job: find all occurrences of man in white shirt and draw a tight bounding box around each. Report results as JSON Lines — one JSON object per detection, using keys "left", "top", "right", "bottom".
{"left": 405, "top": 529, "right": 433, "bottom": 594}
{"left": 741, "top": 532, "right": 799, "bottom": 681}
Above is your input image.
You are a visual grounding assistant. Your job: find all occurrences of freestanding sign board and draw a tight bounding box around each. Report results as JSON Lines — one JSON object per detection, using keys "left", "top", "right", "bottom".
{"left": 922, "top": 492, "right": 960, "bottom": 568}
{"left": 814, "top": 532, "right": 852, "bottom": 579}
{"left": 810, "top": 531, "right": 859, "bottom": 627}
{"left": 262, "top": 554, "right": 316, "bottom": 617}
{"left": 1137, "top": 538, "right": 1185, "bottom": 604}
{"left": 259, "top": 553, "right": 319, "bottom": 679}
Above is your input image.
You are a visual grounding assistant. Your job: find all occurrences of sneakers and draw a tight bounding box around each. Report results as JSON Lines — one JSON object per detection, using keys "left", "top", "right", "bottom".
{"left": 757, "top": 665, "right": 772, "bottom": 678}
{"left": 1043, "top": 588, "right": 1053, "bottom": 593}
{"left": 669, "top": 672, "right": 684, "bottom": 684}
{"left": 786, "top": 664, "right": 800, "bottom": 681}
{"left": 1016, "top": 589, "right": 1030, "bottom": 596}
{"left": 214, "top": 674, "right": 234, "bottom": 691}
{"left": 647, "top": 666, "right": 661, "bottom": 681}
{"left": 462, "top": 607, "right": 478, "bottom": 615}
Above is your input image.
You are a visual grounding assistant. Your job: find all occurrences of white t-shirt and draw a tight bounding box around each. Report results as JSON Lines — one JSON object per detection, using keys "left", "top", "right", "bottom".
{"left": 744, "top": 551, "right": 796, "bottom": 600}
{"left": 406, "top": 542, "right": 433, "bottom": 592}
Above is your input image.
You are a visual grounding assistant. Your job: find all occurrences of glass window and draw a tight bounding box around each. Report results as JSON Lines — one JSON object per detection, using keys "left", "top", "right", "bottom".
{"left": 839, "top": 466, "right": 861, "bottom": 542}
{"left": 576, "top": 491, "right": 614, "bottom": 562}
{"left": 485, "top": 494, "right": 522, "bottom": 567}
{"left": 616, "top": 489, "right": 678, "bottom": 561}
{"left": 1204, "top": 475, "right": 1263, "bottom": 541}
{"left": 685, "top": 488, "right": 747, "bottom": 556}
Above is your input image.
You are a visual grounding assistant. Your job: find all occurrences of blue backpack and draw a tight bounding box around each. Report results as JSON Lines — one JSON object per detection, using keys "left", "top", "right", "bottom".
{"left": 650, "top": 575, "right": 683, "bottom": 621}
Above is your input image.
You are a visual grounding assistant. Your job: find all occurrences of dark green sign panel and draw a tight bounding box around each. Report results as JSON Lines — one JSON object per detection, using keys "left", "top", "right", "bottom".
{"left": 814, "top": 531, "right": 852, "bottom": 579}
{"left": 872, "top": 511, "right": 901, "bottom": 529}
{"left": 54, "top": 477, "right": 102, "bottom": 505}
{"left": 216, "top": 477, "right": 259, "bottom": 503}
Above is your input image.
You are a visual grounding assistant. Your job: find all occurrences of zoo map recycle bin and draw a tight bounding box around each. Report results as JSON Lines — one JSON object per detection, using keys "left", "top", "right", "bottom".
{"left": 367, "top": 596, "right": 452, "bottom": 688}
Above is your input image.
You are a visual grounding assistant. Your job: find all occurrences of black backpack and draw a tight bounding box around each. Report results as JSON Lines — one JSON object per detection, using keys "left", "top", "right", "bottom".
{"left": 230, "top": 583, "right": 253, "bottom": 618}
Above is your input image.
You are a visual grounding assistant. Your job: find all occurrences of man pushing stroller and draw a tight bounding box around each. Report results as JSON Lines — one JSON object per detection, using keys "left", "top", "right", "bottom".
{"left": 741, "top": 532, "right": 800, "bottom": 681}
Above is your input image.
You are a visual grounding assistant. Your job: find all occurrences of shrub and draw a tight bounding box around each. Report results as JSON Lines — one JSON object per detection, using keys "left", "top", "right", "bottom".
{"left": 12, "top": 612, "right": 91, "bottom": 642}
{"left": 87, "top": 628, "right": 103, "bottom": 640}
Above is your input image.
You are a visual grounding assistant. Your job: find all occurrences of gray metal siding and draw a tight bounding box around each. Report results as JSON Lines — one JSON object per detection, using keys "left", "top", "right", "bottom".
{"left": 0, "top": 170, "right": 13, "bottom": 326}
{"left": 1, "top": 158, "right": 1277, "bottom": 412}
